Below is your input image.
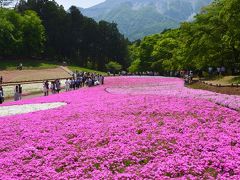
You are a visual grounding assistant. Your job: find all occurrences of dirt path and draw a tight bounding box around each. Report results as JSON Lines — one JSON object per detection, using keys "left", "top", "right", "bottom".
{"left": 188, "top": 81, "right": 240, "bottom": 96}
{"left": 0, "top": 67, "right": 72, "bottom": 83}
{"left": 4, "top": 93, "right": 43, "bottom": 103}
{"left": 204, "top": 76, "right": 238, "bottom": 86}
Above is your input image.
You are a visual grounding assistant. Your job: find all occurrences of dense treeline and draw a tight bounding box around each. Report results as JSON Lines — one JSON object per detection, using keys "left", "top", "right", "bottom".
{"left": 0, "top": 0, "right": 129, "bottom": 71}
{"left": 129, "top": 0, "right": 240, "bottom": 75}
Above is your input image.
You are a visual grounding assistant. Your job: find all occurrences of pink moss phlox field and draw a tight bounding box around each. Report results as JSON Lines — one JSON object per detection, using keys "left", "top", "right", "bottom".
{"left": 0, "top": 76, "right": 240, "bottom": 179}
{"left": 107, "top": 77, "right": 240, "bottom": 111}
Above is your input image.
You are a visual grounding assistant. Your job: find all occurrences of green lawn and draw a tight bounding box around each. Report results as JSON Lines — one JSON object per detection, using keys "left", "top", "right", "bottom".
{"left": 0, "top": 59, "right": 58, "bottom": 70}
{"left": 203, "top": 75, "right": 240, "bottom": 85}
{"left": 230, "top": 76, "right": 240, "bottom": 84}
{"left": 0, "top": 59, "right": 107, "bottom": 75}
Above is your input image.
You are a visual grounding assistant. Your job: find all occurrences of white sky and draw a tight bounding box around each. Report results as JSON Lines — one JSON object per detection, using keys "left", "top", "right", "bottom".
{"left": 55, "top": 0, "right": 106, "bottom": 9}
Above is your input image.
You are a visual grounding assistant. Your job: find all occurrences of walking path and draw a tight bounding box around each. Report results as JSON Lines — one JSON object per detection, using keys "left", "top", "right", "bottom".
{"left": 3, "top": 80, "right": 66, "bottom": 99}
{"left": 203, "top": 76, "right": 239, "bottom": 86}
{"left": 60, "top": 66, "right": 73, "bottom": 76}
{"left": 4, "top": 92, "right": 43, "bottom": 103}
{"left": 1, "top": 67, "right": 71, "bottom": 83}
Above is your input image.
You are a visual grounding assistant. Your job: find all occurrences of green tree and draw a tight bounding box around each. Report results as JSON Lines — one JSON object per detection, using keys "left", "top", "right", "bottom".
{"left": 106, "top": 61, "right": 122, "bottom": 74}
{"left": 151, "top": 30, "right": 179, "bottom": 71}
{"left": 0, "top": 8, "right": 20, "bottom": 56}
{"left": 21, "top": 10, "right": 45, "bottom": 56}
{"left": 0, "top": 8, "right": 44, "bottom": 57}
{"left": 128, "top": 59, "right": 140, "bottom": 73}
{"left": 220, "top": 0, "right": 240, "bottom": 71}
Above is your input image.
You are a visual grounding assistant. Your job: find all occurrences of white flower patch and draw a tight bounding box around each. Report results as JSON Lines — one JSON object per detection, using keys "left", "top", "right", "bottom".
{"left": 0, "top": 102, "right": 66, "bottom": 117}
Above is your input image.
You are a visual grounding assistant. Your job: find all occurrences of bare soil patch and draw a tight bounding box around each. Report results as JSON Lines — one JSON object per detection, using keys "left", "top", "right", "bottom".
{"left": 0, "top": 67, "right": 71, "bottom": 83}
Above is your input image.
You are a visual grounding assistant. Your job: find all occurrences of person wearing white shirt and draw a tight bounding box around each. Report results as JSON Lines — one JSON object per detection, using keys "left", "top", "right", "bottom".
{"left": 65, "top": 79, "right": 70, "bottom": 91}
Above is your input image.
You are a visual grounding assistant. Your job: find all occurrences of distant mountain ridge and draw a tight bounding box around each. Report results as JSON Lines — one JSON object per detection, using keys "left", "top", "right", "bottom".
{"left": 80, "top": 0, "right": 212, "bottom": 41}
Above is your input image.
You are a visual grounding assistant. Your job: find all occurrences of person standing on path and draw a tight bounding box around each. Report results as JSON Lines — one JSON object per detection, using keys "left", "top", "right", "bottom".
{"left": 50, "top": 81, "right": 56, "bottom": 94}
{"left": 55, "top": 79, "right": 61, "bottom": 93}
{"left": 100, "top": 75, "right": 104, "bottom": 85}
{"left": 45, "top": 80, "right": 49, "bottom": 96}
{"left": 43, "top": 81, "right": 48, "bottom": 96}
{"left": 65, "top": 79, "right": 70, "bottom": 91}
{"left": 14, "top": 85, "right": 20, "bottom": 101}
{"left": 18, "top": 84, "right": 22, "bottom": 100}
{"left": 71, "top": 78, "right": 75, "bottom": 90}
{"left": 0, "top": 86, "right": 4, "bottom": 104}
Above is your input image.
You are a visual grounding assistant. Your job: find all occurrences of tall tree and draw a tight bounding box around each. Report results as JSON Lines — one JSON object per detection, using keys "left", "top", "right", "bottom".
{"left": 21, "top": 10, "right": 45, "bottom": 56}
{"left": 0, "top": 8, "right": 45, "bottom": 57}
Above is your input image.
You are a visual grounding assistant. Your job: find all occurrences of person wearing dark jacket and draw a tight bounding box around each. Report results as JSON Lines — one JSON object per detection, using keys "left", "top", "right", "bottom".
{"left": 18, "top": 84, "right": 22, "bottom": 100}
{"left": 0, "top": 86, "right": 4, "bottom": 104}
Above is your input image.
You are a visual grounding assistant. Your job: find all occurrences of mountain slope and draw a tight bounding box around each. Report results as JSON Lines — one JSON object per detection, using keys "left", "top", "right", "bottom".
{"left": 81, "top": 0, "right": 212, "bottom": 40}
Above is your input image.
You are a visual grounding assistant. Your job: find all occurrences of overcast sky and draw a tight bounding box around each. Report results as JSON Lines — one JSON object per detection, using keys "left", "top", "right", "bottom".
{"left": 55, "top": 0, "right": 106, "bottom": 9}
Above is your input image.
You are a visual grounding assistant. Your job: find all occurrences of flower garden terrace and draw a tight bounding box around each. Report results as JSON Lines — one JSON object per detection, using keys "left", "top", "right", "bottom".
{"left": 0, "top": 76, "right": 240, "bottom": 179}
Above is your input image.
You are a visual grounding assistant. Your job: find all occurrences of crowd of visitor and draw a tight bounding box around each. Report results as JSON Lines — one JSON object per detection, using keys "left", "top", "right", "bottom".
{"left": 42, "top": 72, "right": 104, "bottom": 96}
{"left": 66, "top": 72, "right": 104, "bottom": 90}
{"left": 208, "top": 66, "right": 226, "bottom": 76}
{"left": 121, "top": 70, "right": 194, "bottom": 84}
{"left": 0, "top": 71, "right": 104, "bottom": 104}
{"left": 182, "top": 71, "right": 194, "bottom": 85}
{"left": 43, "top": 79, "right": 61, "bottom": 96}
{"left": 120, "top": 71, "right": 160, "bottom": 76}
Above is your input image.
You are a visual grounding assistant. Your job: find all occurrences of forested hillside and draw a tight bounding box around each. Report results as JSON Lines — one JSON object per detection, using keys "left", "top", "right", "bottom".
{"left": 82, "top": 0, "right": 212, "bottom": 40}
{"left": 0, "top": 0, "right": 129, "bottom": 71}
{"left": 128, "top": 0, "right": 240, "bottom": 74}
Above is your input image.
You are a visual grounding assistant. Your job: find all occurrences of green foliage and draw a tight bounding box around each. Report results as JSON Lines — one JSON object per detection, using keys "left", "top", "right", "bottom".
{"left": 128, "top": 0, "right": 240, "bottom": 74}
{"left": 15, "top": 1, "right": 129, "bottom": 71}
{"left": 0, "top": 59, "right": 58, "bottom": 70}
{"left": 105, "top": 61, "right": 122, "bottom": 73}
{"left": 22, "top": 10, "right": 45, "bottom": 56}
{"left": 230, "top": 76, "right": 240, "bottom": 84}
{"left": 129, "top": 29, "right": 181, "bottom": 72}
{"left": 0, "top": 8, "right": 45, "bottom": 57}
{"left": 68, "top": 65, "right": 107, "bottom": 75}
{"left": 128, "top": 59, "right": 140, "bottom": 73}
